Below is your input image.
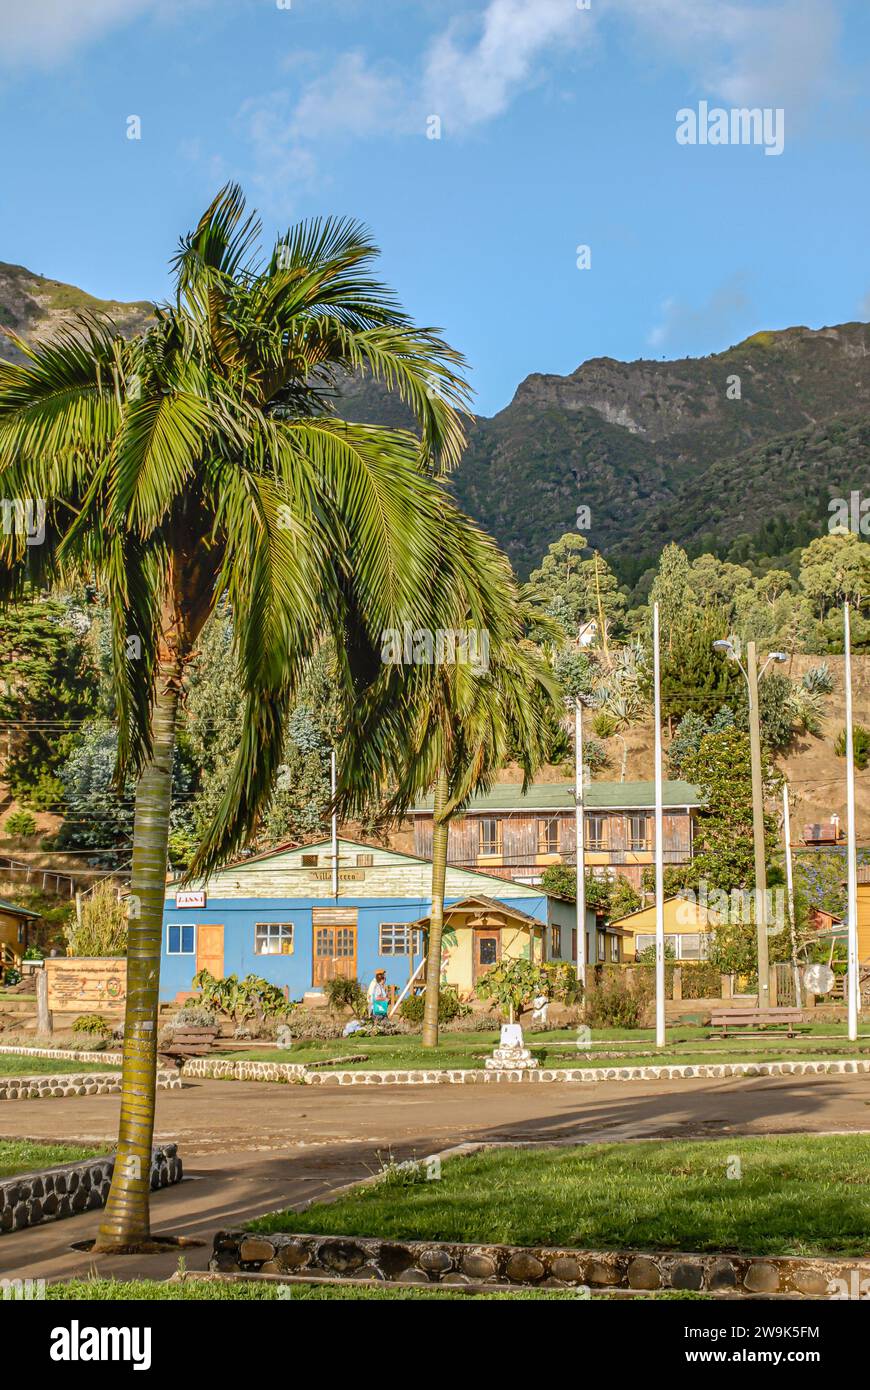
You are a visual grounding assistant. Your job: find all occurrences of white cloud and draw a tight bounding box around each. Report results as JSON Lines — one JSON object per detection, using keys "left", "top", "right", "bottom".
{"left": 648, "top": 274, "right": 753, "bottom": 350}
{"left": 290, "top": 52, "right": 411, "bottom": 141}
{"left": 0, "top": 0, "right": 199, "bottom": 69}
{"left": 423, "top": 0, "right": 594, "bottom": 130}
{"left": 609, "top": 0, "right": 840, "bottom": 110}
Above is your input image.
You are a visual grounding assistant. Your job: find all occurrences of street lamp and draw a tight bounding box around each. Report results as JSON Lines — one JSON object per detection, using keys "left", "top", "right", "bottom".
{"left": 713, "top": 638, "right": 787, "bottom": 1007}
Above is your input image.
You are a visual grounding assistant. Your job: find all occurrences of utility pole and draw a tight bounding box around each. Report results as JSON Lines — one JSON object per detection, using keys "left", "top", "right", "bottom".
{"left": 781, "top": 784, "right": 802, "bottom": 1009}
{"left": 330, "top": 750, "right": 339, "bottom": 900}
{"left": 844, "top": 605, "right": 859, "bottom": 1042}
{"left": 653, "top": 603, "right": 666, "bottom": 1047}
{"left": 746, "top": 641, "right": 770, "bottom": 1009}
{"left": 574, "top": 697, "right": 587, "bottom": 988}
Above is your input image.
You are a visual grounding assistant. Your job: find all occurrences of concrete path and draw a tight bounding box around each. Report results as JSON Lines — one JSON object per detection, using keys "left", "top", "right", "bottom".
{"left": 2, "top": 1069, "right": 868, "bottom": 1284}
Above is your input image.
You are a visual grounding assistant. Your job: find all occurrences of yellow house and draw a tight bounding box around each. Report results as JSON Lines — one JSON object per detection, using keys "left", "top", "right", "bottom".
{"left": 410, "top": 895, "right": 547, "bottom": 996}
{"left": 852, "top": 868, "right": 870, "bottom": 961}
{"left": 0, "top": 897, "right": 39, "bottom": 974}
{"left": 611, "top": 895, "right": 724, "bottom": 962}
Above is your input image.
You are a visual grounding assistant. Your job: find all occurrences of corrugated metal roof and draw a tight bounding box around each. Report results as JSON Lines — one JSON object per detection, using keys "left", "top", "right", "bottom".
{"left": 0, "top": 897, "right": 38, "bottom": 918}
{"left": 408, "top": 780, "right": 702, "bottom": 813}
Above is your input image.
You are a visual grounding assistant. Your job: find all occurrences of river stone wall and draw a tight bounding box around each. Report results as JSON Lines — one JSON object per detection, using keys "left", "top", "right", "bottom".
{"left": 184, "top": 1056, "right": 870, "bottom": 1086}
{"left": 1, "top": 1069, "right": 181, "bottom": 1100}
{"left": 211, "top": 1230, "right": 870, "bottom": 1297}
{"left": 0, "top": 1144, "right": 182, "bottom": 1234}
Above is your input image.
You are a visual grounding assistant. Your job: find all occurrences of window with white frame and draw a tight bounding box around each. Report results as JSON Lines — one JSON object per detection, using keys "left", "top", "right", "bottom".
{"left": 167, "top": 923, "right": 195, "bottom": 955}
{"left": 255, "top": 922, "right": 294, "bottom": 955}
{"left": 379, "top": 923, "right": 423, "bottom": 955}
{"left": 586, "top": 815, "right": 605, "bottom": 850}
{"left": 628, "top": 814, "right": 648, "bottom": 851}
{"left": 478, "top": 817, "right": 500, "bottom": 855}
{"left": 537, "top": 817, "right": 560, "bottom": 855}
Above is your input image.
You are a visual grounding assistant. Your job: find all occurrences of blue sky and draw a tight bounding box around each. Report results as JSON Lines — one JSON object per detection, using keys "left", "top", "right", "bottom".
{"left": 1, "top": 0, "right": 868, "bottom": 415}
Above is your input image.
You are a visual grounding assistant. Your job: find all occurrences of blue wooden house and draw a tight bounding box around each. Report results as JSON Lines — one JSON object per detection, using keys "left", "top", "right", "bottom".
{"left": 160, "top": 837, "right": 593, "bottom": 1005}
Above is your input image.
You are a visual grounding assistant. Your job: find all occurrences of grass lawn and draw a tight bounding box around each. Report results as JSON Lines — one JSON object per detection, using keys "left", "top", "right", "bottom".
{"left": 0, "top": 1139, "right": 104, "bottom": 1178}
{"left": 214, "top": 1022, "right": 870, "bottom": 1072}
{"left": 251, "top": 1135, "right": 870, "bottom": 1257}
{"left": 46, "top": 1277, "right": 702, "bottom": 1300}
{"left": 0, "top": 1055, "right": 120, "bottom": 1076}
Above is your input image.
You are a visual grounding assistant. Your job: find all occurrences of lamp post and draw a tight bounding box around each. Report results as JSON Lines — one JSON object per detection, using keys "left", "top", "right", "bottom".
{"left": 713, "top": 639, "right": 787, "bottom": 1008}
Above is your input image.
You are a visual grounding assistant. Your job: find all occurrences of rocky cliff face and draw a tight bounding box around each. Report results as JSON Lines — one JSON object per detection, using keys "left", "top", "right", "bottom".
{"left": 452, "top": 323, "right": 870, "bottom": 579}
{"left": 0, "top": 262, "right": 152, "bottom": 366}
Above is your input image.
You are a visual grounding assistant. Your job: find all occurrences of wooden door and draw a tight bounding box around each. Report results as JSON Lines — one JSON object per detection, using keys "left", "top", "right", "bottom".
{"left": 312, "top": 909, "right": 358, "bottom": 985}
{"left": 472, "top": 928, "right": 501, "bottom": 984}
{"left": 196, "top": 923, "right": 224, "bottom": 979}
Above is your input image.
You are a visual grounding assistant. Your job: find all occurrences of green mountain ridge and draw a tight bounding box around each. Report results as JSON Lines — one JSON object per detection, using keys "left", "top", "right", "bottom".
{"left": 2, "top": 259, "right": 867, "bottom": 584}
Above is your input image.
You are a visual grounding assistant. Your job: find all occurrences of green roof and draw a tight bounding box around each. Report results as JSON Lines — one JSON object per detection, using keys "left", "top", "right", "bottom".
{"left": 410, "top": 780, "right": 701, "bottom": 813}
{"left": 0, "top": 897, "right": 38, "bottom": 918}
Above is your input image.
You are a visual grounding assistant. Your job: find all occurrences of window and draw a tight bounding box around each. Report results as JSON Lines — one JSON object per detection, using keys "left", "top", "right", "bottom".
{"left": 301, "top": 853, "right": 318, "bottom": 866}
{"left": 255, "top": 922, "right": 294, "bottom": 956}
{"left": 597, "top": 930, "right": 606, "bottom": 962}
{"left": 167, "top": 923, "right": 195, "bottom": 955}
{"left": 550, "top": 924, "right": 562, "bottom": 958}
{"left": 628, "top": 814, "right": 648, "bottom": 851}
{"left": 379, "top": 923, "right": 423, "bottom": 955}
{"left": 609, "top": 935, "right": 620, "bottom": 963}
{"left": 356, "top": 853, "right": 373, "bottom": 867}
{"left": 478, "top": 817, "right": 500, "bottom": 855}
{"left": 538, "top": 817, "right": 560, "bottom": 855}
{"left": 479, "top": 936, "right": 498, "bottom": 966}
{"left": 586, "top": 815, "right": 605, "bottom": 850}
{"left": 679, "top": 933, "right": 702, "bottom": 960}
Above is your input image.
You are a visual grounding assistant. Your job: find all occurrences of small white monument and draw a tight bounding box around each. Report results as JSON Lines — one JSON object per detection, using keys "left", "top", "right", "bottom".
{"left": 485, "top": 1021, "right": 540, "bottom": 1071}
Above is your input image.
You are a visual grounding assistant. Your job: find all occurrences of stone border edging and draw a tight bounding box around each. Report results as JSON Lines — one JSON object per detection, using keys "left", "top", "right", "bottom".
{"left": 0, "top": 1044, "right": 123, "bottom": 1064}
{"left": 1, "top": 1144, "right": 181, "bottom": 1235}
{"left": 211, "top": 1229, "right": 870, "bottom": 1297}
{"left": 183, "top": 1056, "right": 870, "bottom": 1087}
{"left": 1, "top": 1070, "right": 181, "bottom": 1100}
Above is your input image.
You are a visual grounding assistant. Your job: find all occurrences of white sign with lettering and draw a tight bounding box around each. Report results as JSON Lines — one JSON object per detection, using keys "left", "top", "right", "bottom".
{"left": 176, "top": 890, "right": 206, "bottom": 909}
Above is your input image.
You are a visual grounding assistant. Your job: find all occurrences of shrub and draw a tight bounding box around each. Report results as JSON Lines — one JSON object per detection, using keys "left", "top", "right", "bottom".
{"left": 72, "top": 1013, "right": 112, "bottom": 1038}
{"left": 64, "top": 880, "right": 128, "bottom": 957}
{"left": 4, "top": 810, "right": 37, "bottom": 838}
{"left": 399, "top": 986, "right": 466, "bottom": 1025}
{"left": 681, "top": 961, "right": 722, "bottom": 999}
{"left": 193, "top": 968, "right": 292, "bottom": 1025}
{"left": 171, "top": 1004, "right": 217, "bottom": 1029}
{"left": 475, "top": 959, "right": 553, "bottom": 1021}
{"left": 591, "top": 710, "right": 617, "bottom": 739}
{"left": 286, "top": 1009, "right": 350, "bottom": 1041}
{"left": 324, "top": 975, "right": 368, "bottom": 1015}
{"left": 835, "top": 724, "right": 870, "bottom": 771}
{"left": 583, "top": 969, "right": 652, "bottom": 1029}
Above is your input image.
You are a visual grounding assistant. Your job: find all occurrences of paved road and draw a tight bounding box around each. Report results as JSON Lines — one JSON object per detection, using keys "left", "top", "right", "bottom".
{"left": 2, "top": 1070, "right": 868, "bottom": 1283}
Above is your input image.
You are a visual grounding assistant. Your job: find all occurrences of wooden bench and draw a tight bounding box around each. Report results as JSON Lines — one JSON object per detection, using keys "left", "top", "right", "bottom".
{"left": 709, "top": 1008, "right": 804, "bottom": 1038}
{"left": 158, "top": 1025, "right": 221, "bottom": 1068}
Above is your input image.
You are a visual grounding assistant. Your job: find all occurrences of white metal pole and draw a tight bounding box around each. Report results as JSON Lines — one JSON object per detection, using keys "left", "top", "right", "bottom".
{"left": 782, "top": 783, "right": 802, "bottom": 1009}
{"left": 653, "top": 603, "right": 666, "bottom": 1048}
{"left": 331, "top": 749, "right": 339, "bottom": 900}
{"left": 575, "top": 697, "right": 587, "bottom": 989}
{"left": 844, "top": 604, "right": 859, "bottom": 1041}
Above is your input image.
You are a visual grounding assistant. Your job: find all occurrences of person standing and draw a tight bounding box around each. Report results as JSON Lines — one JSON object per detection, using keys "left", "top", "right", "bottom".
{"left": 367, "top": 968, "right": 389, "bottom": 1017}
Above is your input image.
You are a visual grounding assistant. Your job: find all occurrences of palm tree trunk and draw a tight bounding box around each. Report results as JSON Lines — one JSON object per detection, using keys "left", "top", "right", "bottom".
{"left": 421, "top": 767, "right": 449, "bottom": 1048}
{"left": 94, "top": 659, "right": 180, "bottom": 1251}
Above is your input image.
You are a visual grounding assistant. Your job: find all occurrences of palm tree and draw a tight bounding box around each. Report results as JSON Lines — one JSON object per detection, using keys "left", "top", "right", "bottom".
{"left": 0, "top": 185, "right": 505, "bottom": 1249}
{"left": 420, "top": 638, "right": 558, "bottom": 1047}
{"left": 357, "top": 595, "right": 559, "bottom": 1047}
